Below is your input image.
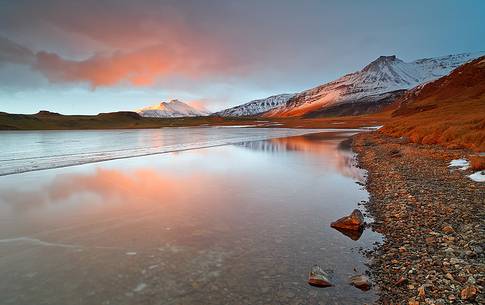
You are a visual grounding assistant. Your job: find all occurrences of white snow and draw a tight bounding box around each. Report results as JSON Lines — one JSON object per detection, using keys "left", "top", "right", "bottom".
{"left": 469, "top": 171, "right": 485, "bottom": 182}
{"left": 215, "top": 94, "right": 295, "bottom": 117}
{"left": 449, "top": 159, "right": 470, "bottom": 170}
{"left": 137, "top": 100, "right": 210, "bottom": 118}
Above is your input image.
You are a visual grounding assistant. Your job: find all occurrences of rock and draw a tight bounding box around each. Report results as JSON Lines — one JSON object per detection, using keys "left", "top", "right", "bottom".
{"left": 460, "top": 285, "right": 477, "bottom": 300}
{"left": 308, "top": 265, "right": 332, "bottom": 287}
{"left": 350, "top": 275, "right": 371, "bottom": 291}
{"left": 395, "top": 276, "right": 408, "bottom": 286}
{"left": 418, "top": 285, "right": 426, "bottom": 298}
{"left": 330, "top": 209, "right": 365, "bottom": 231}
{"left": 408, "top": 299, "right": 419, "bottom": 305}
{"left": 442, "top": 225, "right": 454, "bottom": 233}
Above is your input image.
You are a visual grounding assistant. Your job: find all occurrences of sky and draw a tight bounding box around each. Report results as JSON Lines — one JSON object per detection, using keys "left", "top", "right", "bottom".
{"left": 0, "top": 0, "right": 484, "bottom": 114}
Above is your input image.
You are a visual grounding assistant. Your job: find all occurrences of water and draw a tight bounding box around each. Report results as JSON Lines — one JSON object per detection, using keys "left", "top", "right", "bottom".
{"left": 0, "top": 128, "right": 381, "bottom": 304}
{"left": 0, "top": 128, "right": 324, "bottom": 176}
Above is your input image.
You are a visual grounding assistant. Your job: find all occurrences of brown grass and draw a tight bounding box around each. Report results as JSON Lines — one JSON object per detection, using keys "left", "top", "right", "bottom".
{"left": 470, "top": 156, "right": 485, "bottom": 171}
{"left": 380, "top": 97, "right": 485, "bottom": 151}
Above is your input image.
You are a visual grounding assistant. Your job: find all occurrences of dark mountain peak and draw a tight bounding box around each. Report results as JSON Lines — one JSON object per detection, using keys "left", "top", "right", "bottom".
{"left": 363, "top": 55, "right": 400, "bottom": 72}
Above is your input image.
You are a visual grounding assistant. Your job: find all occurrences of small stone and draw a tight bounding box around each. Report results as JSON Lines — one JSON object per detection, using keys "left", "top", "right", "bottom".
{"left": 442, "top": 226, "right": 454, "bottom": 233}
{"left": 460, "top": 285, "right": 477, "bottom": 300}
{"left": 308, "top": 265, "right": 332, "bottom": 287}
{"left": 395, "top": 276, "right": 408, "bottom": 286}
{"left": 330, "top": 209, "right": 365, "bottom": 231}
{"left": 408, "top": 298, "right": 419, "bottom": 305}
{"left": 350, "top": 275, "right": 371, "bottom": 291}
{"left": 445, "top": 273, "right": 454, "bottom": 281}
{"left": 449, "top": 258, "right": 460, "bottom": 265}
{"left": 418, "top": 285, "right": 426, "bottom": 298}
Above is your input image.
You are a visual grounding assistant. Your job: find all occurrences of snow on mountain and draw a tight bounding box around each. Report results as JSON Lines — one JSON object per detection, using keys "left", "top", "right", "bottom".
{"left": 137, "top": 100, "right": 210, "bottom": 118}
{"left": 214, "top": 94, "right": 295, "bottom": 117}
{"left": 262, "top": 52, "right": 485, "bottom": 117}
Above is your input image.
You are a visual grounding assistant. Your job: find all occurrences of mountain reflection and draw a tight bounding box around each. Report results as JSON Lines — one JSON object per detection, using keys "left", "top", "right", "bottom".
{"left": 238, "top": 132, "right": 364, "bottom": 181}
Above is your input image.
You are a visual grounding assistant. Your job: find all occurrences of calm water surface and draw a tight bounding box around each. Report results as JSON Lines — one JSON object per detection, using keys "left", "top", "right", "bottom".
{"left": 0, "top": 128, "right": 381, "bottom": 305}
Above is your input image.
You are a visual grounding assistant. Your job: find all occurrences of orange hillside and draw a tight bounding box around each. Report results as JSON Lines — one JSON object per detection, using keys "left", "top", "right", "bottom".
{"left": 380, "top": 56, "right": 485, "bottom": 151}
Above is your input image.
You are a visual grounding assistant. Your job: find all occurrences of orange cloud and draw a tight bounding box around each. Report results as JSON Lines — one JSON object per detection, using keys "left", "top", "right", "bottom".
{"left": 34, "top": 43, "right": 239, "bottom": 88}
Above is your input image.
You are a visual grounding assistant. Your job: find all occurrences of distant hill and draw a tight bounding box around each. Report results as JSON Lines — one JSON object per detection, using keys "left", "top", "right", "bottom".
{"left": 380, "top": 56, "right": 485, "bottom": 151}
{"left": 214, "top": 94, "right": 295, "bottom": 117}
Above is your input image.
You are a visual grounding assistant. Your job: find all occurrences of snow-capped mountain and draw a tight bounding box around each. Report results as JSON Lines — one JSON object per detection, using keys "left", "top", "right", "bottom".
{"left": 214, "top": 94, "right": 295, "bottom": 117}
{"left": 267, "top": 52, "right": 485, "bottom": 117}
{"left": 136, "top": 100, "right": 210, "bottom": 118}
{"left": 215, "top": 52, "right": 483, "bottom": 118}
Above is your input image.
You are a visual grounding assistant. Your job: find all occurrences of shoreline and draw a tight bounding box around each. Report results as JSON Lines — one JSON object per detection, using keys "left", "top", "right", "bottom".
{"left": 353, "top": 132, "right": 484, "bottom": 304}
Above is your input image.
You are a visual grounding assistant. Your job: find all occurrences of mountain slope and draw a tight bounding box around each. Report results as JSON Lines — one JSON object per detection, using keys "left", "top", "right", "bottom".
{"left": 137, "top": 100, "right": 210, "bottom": 118}
{"left": 380, "top": 55, "right": 485, "bottom": 151}
{"left": 264, "top": 52, "right": 484, "bottom": 117}
{"left": 214, "top": 94, "right": 295, "bottom": 117}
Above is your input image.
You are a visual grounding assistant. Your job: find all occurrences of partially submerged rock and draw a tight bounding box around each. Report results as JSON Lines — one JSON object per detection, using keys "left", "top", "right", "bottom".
{"left": 350, "top": 275, "right": 371, "bottom": 291}
{"left": 330, "top": 209, "right": 365, "bottom": 231}
{"left": 308, "top": 265, "right": 332, "bottom": 287}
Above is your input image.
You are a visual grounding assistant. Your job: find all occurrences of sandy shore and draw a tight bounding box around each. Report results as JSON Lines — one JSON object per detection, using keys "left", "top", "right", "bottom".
{"left": 353, "top": 132, "right": 484, "bottom": 304}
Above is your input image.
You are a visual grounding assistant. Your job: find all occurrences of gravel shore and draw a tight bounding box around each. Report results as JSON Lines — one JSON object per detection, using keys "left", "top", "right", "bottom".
{"left": 353, "top": 132, "right": 484, "bottom": 305}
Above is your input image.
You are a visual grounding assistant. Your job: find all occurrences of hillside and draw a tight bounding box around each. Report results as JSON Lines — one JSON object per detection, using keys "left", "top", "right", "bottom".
{"left": 379, "top": 56, "right": 485, "bottom": 151}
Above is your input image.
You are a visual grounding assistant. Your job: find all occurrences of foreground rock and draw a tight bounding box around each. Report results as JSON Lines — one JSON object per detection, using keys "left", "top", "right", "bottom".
{"left": 350, "top": 275, "right": 371, "bottom": 291}
{"left": 330, "top": 209, "right": 365, "bottom": 231}
{"left": 353, "top": 133, "right": 485, "bottom": 304}
{"left": 308, "top": 265, "right": 332, "bottom": 287}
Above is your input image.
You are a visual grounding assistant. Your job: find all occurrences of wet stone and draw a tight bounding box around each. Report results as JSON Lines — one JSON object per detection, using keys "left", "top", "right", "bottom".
{"left": 308, "top": 265, "right": 332, "bottom": 288}
{"left": 350, "top": 275, "right": 371, "bottom": 291}
{"left": 330, "top": 209, "right": 365, "bottom": 231}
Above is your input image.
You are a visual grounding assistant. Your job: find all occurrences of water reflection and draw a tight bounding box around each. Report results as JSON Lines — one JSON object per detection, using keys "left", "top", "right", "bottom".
{"left": 0, "top": 132, "right": 379, "bottom": 305}
{"left": 238, "top": 132, "right": 365, "bottom": 181}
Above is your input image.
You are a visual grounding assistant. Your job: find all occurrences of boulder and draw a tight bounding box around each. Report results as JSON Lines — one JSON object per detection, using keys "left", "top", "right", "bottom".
{"left": 350, "top": 275, "right": 371, "bottom": 291}
{"left": 331, "top": 209, "right": 365, "bottom": 231}
{"left": 308, "top": 265, "right": 332, "bottom": 287}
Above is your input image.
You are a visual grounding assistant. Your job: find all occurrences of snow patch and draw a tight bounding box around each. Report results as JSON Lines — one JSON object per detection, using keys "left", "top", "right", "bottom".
{"left": 469, "top": 171, "right": 485, "bottom": 182}
{"left": 449, "top": 159, "right": 470, "bottom": 170}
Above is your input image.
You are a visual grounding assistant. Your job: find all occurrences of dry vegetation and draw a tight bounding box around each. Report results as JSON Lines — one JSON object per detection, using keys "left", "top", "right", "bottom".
{"left": 380, "top": 56, "right": 485, "bottom": 152}
{"left": 470, "top": 155, "right": 485, "bottom": 171}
